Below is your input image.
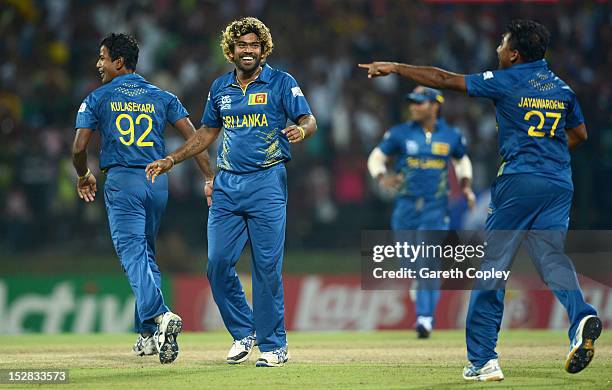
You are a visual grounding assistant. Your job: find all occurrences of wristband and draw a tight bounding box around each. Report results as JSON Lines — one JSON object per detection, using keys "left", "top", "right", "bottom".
{"left": 78, "top": 168, "right": 91, "bottom": 181}
{"left": 297, "top": 126, "right": 306, "bottom": 140}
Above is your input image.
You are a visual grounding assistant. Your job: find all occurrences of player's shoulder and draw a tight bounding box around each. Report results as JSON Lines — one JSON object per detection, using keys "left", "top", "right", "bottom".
{"left": 387, "top": 122, "right": 413, "bottom": 137}
{"left": 209, "top": 71, "right": 234, "bottom": 95}
{"left": 440, "top": 119, "right": 463, "bottom": 135}
{"left": 83, "top": 81, "right": 115, "bottom": 106}
{"left": 266, "top": 64, "right": 299, "bottom": 85}
{"left": 550, "top": 72, "right": 577, "bottom": 97}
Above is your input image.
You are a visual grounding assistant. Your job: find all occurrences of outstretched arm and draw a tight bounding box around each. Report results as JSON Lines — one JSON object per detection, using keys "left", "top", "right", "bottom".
{"left": 172, "top": 117, "right": 215, "bottom": 181}
{"left": 358, "top": 62, "right": 467, "bottom": 92}
{"left": 146, "top": 125, "right": 221, "bottom": 183}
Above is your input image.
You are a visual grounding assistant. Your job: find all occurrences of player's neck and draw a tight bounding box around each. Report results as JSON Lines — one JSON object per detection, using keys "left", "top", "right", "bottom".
{"left": 419, "top": 117, "right": 437, "bottom": 133}
{"left": 236, "top": 66, "right": 262, "bottom": 87}
{"left": 108, "top": 69, "right": 135, "bottom": 83}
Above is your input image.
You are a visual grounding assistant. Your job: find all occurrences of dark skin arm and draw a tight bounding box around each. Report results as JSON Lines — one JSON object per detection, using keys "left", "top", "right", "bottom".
{"left": 146, "top": 125, "right": 222, "bottom": 183}
{"left": 72, "top": 128, "right": 97, "bottom": 202}
{"left": 565, "top": 123, "right": 587, "bottom": 150}
{"left": 282, "top": 114, "right": 317, "bottom": 143}
{"left": 146, "top": 114, "right": 318, "bottom": 180}
{"left": 173, "top": 117, "right": 216, "bottom": 205}
{"left": 173, "top": 117, "right": 216, "bottom": 180}
{"left": 358, "top": 62, "right": 467, "bottom": 92}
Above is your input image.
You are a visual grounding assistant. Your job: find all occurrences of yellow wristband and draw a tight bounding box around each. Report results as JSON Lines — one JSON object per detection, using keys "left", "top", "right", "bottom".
{"left": 78, "top": 168, "right": 91, "bottom": 180}
{"left": 297, "top": 126, "right": 306, "bottom": 140}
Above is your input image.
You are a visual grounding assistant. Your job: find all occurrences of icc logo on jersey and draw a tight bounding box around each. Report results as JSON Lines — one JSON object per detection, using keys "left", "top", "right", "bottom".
{"left": 221, "top": 95, "right": 232, "bottom": 110}
{"left": 405, "top": 140, "right": 419, "bottom": 155}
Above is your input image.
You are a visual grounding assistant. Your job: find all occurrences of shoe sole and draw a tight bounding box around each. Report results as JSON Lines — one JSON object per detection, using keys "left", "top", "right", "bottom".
{"left": 255, "top": 352, "right": 290, "bottom": 367}
{"left": 565, "top": 316, "right": 603, "bottom": 374}
{"left": 255, "top": 358, "right": 287, "bottom": 367}
{"left": 463, "top": 372, "right": 504, "bottom": 381}
{"left": 158, "top": 316, "right": 183, "bottom": 364}
{"left": 226, "top": 348, "right": 254, "bottom": 365}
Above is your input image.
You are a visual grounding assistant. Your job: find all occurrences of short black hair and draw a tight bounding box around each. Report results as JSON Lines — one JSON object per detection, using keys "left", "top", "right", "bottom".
{"left": 100, "top": 33, "right": 139, "bottom": 70}
{"left": 505, "top": 19, "right": 550, "bottom": 63}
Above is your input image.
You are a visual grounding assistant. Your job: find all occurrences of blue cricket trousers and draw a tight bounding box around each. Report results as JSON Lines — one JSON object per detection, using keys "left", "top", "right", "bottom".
{"left": 466, "top": 173, "right": 597, "bottom": 367}
{"left": 392, "top": 197, "right": 448, "bottom": 320}
{"left": 207, "top": 164, "right": 287, "bottom": 352}
{"left": 104, "top": 166, "right": 169, "bottom": 334}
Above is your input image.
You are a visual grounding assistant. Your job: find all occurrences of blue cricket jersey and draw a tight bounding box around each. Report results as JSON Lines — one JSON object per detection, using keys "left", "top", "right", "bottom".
{"left": 465, "top": 59, "right": 585, "bottom": 190}
{"left": 378, "top": 118, "right": 466, "bottom": 199}
{"left": 201, "top": 64, "right": 312, "bottom": 173}
{"left": 75, "top": 73, "right": 188, "bottom": 170}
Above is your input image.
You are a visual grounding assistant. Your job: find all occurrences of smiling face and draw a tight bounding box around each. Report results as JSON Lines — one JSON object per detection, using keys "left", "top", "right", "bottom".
{"left": 230, "top": 33, "right": 265, "bottom": 73}
{"left": 496, "top": 33, "right": 520, "bottom": 69}
{"left": 96, "top": 46, "right": 119, "bottom": 84}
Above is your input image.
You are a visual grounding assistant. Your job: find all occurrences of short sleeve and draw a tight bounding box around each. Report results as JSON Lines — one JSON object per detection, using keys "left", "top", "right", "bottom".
{"left": 75, "top": 93, "right": 99, "bottom": 130}
{"left": 452, "top": 130, "right": 467, "bottom": 159}
{"left": 465, "top": 70, "right": 508, "bottom": 100}
{"left": 378, "top": 129, "right": 399, "bottom": 155}
{"left": 166, "top": 93, "right": 189, "bottom": 124}
{"left": 565, "top": 92, "right": 585, "bottom": 129}
{"left": 281, "top": 73, "right": 312, "bottom": 123}
{"left": 201, "top": 84, "right": 222, "bottom": 128}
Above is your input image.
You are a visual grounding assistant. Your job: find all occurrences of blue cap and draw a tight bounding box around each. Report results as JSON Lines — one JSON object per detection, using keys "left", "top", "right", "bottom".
{"left": 405, "top": 87, "right": 444, "bottom": 104}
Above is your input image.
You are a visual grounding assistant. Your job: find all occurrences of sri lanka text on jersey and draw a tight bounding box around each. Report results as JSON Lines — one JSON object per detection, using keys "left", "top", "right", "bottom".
{"left": 223, "top": 114, "right": 268, "bottom": 129}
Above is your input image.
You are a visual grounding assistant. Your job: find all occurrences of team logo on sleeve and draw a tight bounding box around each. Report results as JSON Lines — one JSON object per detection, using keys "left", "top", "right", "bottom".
{"left": 78, "top": 103, "right": 87, "bottom": 113}
{"left": 248, "top": 93, "right": 268, "bottom": 105}
{"left": 483, "top": 71, "right": 494, "bottom": 80}
{"left": 291, "top": 86, "right": 304, "bottom": 97}
{"left": 431, "top": 142, "right": 450, "bottom": 156}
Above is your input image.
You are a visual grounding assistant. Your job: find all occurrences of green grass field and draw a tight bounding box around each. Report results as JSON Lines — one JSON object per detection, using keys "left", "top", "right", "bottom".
{"left": 0, "top": 330, "right": 610, "bottom": 389}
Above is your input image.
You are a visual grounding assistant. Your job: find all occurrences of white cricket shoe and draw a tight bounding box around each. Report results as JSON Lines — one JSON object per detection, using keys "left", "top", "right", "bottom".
{"left": 154, "top": 311, "right": 183, "bottom": 364}
{"left": 462, "top": 358, "right": 504, "bottom": 381}
{"left": 416, "top": 316, "right": 433, "bottom": 339}
{"left": 565, "top": 315, "right": 603, "bottom": 374}
{"left": 133, "top": 333, "right": 157, "bottom": 356}
{"left": 255, "top": 346, "right": 290, "bottom": 367}
{"left": 226, "top": 333, "right": 256, "bottom": 364}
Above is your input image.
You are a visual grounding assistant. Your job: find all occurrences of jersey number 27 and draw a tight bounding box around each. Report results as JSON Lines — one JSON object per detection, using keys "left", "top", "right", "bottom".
{"left": 524, "top": 110, "right": 561, "bottom": 138}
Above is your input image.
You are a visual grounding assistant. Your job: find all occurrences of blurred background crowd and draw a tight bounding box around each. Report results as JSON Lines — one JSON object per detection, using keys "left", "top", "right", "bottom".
{"left": 1, "top": 0, "right": 610, "bottom": 268}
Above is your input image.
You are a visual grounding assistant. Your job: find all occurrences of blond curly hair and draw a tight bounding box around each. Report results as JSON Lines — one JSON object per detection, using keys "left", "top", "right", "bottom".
{"left": 220, "top": 17, "right": 274, "bottom": 62}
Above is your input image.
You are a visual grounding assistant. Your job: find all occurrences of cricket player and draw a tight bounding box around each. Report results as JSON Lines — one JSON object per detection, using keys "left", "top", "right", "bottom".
{"left": 367, "top": 87, "right": 475, "bottom": 339}
{"left": 146, "top": 17, "right": 317, "bottom": 367}
{"left": 72, "top": 33, "right": 214, "bottom": 364}
{"left": 359, "top": 19, "right": 601, "bottom": 380}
